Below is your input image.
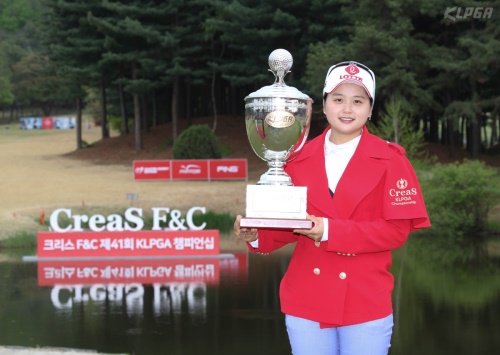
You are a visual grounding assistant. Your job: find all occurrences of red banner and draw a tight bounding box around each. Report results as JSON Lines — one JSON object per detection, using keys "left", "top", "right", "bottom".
{"left": 171, "top": 159, "right": 209, "bottom": 180}
{"left": 133, "top": 159, "right": 247, "bottom": 181}
{"left": 37, "top": 230, "right": 220, "bottom": 258}
{"left": 36, "top": 253, "right": 248, "bottom": 286}
{"left": 42, "top": 117, "right": 54, "bottom": 129}
{"left": 133, "top": 160, "right": 171, "bottom": 180}
{"left": 209, "top": 159, "right": 247, "bottom": 180}
{"left": 38, "top": 258, "right": 220, "bottom": 285}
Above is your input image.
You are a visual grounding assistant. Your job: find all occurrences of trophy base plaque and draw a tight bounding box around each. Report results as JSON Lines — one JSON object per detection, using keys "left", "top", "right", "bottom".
{"left": 240, "top": 217, "right": 313, "bottom": 229}
{"left": 241, "top": 185, "right": 313, "bottom": 229}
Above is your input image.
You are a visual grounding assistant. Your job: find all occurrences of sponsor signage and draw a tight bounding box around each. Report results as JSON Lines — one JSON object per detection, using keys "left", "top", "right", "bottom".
{"left": 20, "top": 117, "right": 42, "bottom": 129}
{"left": 209, "top": 159, "right": 248, "bottom": 180}
{"left": 172, "top": 159, "right": 209, "bottom": 180}
{"left": 31, "top": 206, "right": 230, "bottom": 260}
{"left": 133, "top": 160, "right": 171, "bottom": 180}
{"left": 20, "top": 117, "right": 75, "bottom": 130}
{"left": 42, "top": 117, "right": 54, "bottom": 129}
{"left": 54, "top": 117, "right": 76, "bottom": 129}
{"left": 37, "top": 253, "right": 248, "bottom": 286}
{"left": 38, "top": 258, "right": 220, "bottom": 285}
{"left": 49, "top": 207, "right": 207, "bottom": 233}
{"left": 133, "top": 159, "right": 247, "bottom": 181}
{"left": 38, "top": 230, "right": 220, "bottom": 258}
{"left": 48, "top": 283, "right": 208, "bottom": 313}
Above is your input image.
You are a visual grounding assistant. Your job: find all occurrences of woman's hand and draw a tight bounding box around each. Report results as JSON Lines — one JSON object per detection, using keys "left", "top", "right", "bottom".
{"left": 293, "top": 214, "right": 324, "bottom": 242}
{"left": 234, "top": 215, "right": 258, "bottom": 242}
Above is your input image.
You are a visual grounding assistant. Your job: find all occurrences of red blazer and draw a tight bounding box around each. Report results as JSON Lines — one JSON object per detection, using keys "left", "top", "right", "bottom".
{"left": 250, "top": 127, "right": 430, "bottom": 327}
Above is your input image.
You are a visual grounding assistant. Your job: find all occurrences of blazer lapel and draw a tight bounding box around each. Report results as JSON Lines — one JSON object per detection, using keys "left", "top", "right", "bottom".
{"left": 333, "top": 128, "right": 389, "bottom": 219}
{"left": 288, "top": 127, "right": 390, "bottom": 220}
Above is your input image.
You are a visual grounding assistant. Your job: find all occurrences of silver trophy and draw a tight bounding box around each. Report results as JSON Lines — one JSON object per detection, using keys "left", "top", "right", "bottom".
{"left": 241, "top": 49, "right": 313, "bottom": 229}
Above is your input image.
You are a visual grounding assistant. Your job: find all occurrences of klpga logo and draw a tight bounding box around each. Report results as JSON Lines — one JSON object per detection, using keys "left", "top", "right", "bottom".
{"left": 444, "top": 7, "right": 493, "bottom": 21}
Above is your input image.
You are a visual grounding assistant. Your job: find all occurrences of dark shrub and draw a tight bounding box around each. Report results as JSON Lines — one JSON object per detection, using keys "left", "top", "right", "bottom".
{"left": 172, "top": 124, "right": 222, "bottom": 159}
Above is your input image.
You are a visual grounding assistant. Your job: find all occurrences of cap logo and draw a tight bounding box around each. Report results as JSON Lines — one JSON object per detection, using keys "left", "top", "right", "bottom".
{"left": 345, "top": 65, "right": 359, "bottom": 75}
{"left": 339, "top": 74, "right": 362, "bottom": 82}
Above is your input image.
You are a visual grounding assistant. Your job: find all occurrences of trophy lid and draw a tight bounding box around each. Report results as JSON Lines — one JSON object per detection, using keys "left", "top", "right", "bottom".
{"left": 245, "top": 49, "right": 312, "bottom": 101}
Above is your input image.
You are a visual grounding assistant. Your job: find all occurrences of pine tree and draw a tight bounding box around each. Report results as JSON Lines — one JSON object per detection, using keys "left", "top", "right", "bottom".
{"left": 87, "top": 0, "right": 179, "bottom": 151}
{"left": 369, "top": 97, "right": 427, "bottom": 162}
{"left": 40, "top": 0, "right": 110, "bottom": 148}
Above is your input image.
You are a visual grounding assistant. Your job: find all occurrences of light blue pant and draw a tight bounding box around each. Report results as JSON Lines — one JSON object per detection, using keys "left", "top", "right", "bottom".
{"left": 285, "top": 314, "right": 394, "bottom": 355}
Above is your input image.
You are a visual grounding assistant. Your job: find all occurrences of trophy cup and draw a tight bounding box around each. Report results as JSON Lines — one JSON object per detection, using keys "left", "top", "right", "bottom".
{"left": 240, "top": 49, "right": 313, "bottom": 229}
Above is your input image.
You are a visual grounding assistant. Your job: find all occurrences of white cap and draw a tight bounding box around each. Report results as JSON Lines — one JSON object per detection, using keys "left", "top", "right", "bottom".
{"left": 323, "top": 62, "right": 375, "bottom": 106}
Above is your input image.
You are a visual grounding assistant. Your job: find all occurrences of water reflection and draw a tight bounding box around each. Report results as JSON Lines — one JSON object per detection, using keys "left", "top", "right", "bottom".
{"left": 0, "top": 251, "right": 291, "bottom": 355}
{"left": 390, "top": 239, "right": 500, "bottom": 355}
{"left": 0, "top": 239, "right": 499, "bottom": 355}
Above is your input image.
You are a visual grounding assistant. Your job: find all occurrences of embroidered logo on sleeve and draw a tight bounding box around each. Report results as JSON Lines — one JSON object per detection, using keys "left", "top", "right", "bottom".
{"left": 389, "top": 178, "right": 418, "bottom": 206}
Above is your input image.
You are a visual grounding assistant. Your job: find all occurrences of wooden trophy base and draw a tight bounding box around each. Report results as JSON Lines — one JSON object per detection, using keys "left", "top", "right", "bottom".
{"left": 240, "top": 217, "right": 313, "bottom": 229}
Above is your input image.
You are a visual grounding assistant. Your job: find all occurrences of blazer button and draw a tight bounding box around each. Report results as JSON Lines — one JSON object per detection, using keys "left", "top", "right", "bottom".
{"left": 313, "top": 268, "right": 320, "bottom": 275}
{"left": 339, "top": 272, "right": 346, "bottom": 279}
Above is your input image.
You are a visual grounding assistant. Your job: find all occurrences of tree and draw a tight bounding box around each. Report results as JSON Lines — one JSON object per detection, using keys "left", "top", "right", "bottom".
{"left": 369, "top": 97, "right": 427, "bottom": 162}
{"left": 305, "top": 0, "right": 433, "bottom": 112}
{"left": 11, "top": 52, "right": 73, "bottom": 115}
{"left": 40, "top": 0, "right": 112, "bottom": 146}
{"left": 160, "top": 0, "right": 213, "bottom": 139}
{"left": 0, "top": 60, "right": 13, "bottom": 107}
{"left": 408, "top": 0, "right": 499, "bottom": 158}
{"left": 6, "top": 0, "right": 494, "bottom": 160}
{"left": 0, "top": 0, "right": 44, "bottom": 118}
{"left": 87, "top": 0, "right": 179, "bottom": 151}
{"left": 304, "top": 0, "right": 500, "bottom": 159}
{"left": 207, "top": 0, "right": 346, "bottom": 107}
{"left": 0, "top": 0, "right": 35, "bottom": 32}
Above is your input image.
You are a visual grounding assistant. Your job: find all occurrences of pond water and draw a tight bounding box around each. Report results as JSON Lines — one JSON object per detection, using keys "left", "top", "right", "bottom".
{"left": 0, "top": 239, "right": 499, "bottom": 355}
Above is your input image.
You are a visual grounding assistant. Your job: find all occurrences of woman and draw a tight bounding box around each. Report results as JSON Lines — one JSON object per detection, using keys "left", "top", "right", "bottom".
{"left": 234, "top": 61, "right": 431, "bottom": 355}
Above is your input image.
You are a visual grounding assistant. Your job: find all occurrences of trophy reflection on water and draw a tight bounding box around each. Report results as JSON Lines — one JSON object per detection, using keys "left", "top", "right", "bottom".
{"left": 241, "top": 49, "right": 313, "bottom": 229}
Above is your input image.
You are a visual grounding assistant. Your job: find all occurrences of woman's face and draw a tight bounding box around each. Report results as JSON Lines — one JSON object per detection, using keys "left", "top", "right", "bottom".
{"left": 324, "top": 83, "right": 372, "bottom": 144}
